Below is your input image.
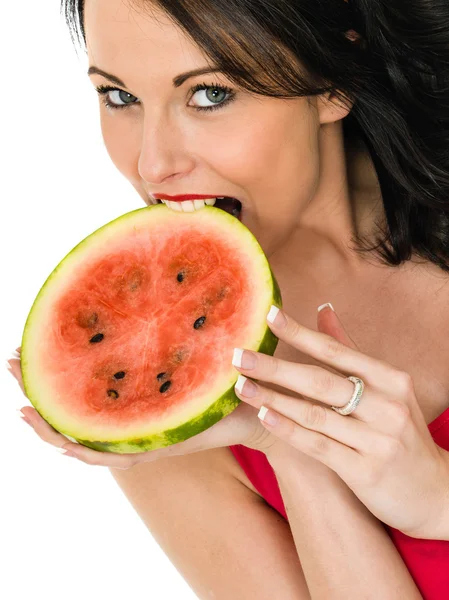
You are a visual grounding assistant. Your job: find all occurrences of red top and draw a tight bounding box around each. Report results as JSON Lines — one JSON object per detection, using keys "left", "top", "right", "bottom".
{"left": 229, "top": 406, "right": 449, "bottom": 599}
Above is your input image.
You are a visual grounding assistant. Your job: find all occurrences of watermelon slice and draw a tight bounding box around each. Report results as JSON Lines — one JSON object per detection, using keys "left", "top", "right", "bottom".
{"left": 21, "top": 204, "right": 282, "bottom": 453}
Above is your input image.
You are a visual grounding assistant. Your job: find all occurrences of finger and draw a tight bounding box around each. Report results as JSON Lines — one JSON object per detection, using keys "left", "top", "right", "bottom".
{"left": 8, "top": 357, "right": 77, "bottom": 441}
{"left": 258, "top": 405, "right": 364, "bottom": 480}
{"left": 6, "top": 357, "right": 26, "bottom": 395}
{"left": 266, "top": 307, "right": 400, "bottom": 391}
{"left": 7, "top": 359, "right": 143, "bottom": 468}
{"left": 18, "top": 405, "right": 81, "bottom": 447}
{"left": 23, "top": 403, "right": 230, "bottom": 469}
{"left": 23, "top": 409, "right": 149, "bottom": 469}
{"left": 7, "top": 358, "right": 85, "bottom": 446}
{"left": 233, "top": 348, "right": 378, "bottom": 420}
{"left": 317, "top": 304, "right": 358, "bottom": 350}
{"left": 235, "top": 377, "right": 382, "bottom": 453}
{"left": 69, "top": 404, "right": 259, "bottom": 468}
{"left": 316, "top": 307, "right": 418, "bottom": 416}
{"left": 59, "top": 442, "right": 150, "bottom": 469}
{"left": 68, "top": 431, "right": 217, "bottom": 468}
{"left": 9, "top": 351, "right": 207, "bottom": 469}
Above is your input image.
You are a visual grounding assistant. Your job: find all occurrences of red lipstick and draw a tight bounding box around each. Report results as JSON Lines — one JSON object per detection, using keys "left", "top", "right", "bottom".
{"left": 152, "top": 194, "right": 222, "bottom": 202}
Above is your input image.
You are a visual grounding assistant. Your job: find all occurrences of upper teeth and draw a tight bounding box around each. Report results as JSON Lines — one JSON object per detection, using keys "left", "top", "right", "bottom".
{"left": 159, "top": 197, "right": 224, "bottom": 212}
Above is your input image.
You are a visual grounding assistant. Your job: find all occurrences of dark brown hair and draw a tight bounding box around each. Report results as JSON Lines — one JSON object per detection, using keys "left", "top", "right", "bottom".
{"left": 62, "top": 0, "right": 449, "bottom": 271}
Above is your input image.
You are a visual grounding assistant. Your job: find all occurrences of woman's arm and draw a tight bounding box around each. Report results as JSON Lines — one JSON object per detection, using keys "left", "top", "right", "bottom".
{"left": 268, "top": 448, "right": 422, "bottom": 599}
{"left": 110, "top": 447, "right": 312, "bottom": 600}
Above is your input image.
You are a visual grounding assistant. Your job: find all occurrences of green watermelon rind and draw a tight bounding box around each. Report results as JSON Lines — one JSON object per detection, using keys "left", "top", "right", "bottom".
{"left": 21, "top": 205, "right": 283, "bottom": 454}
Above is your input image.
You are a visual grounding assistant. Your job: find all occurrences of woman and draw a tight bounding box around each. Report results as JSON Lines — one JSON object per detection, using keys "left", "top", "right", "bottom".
{"left": 8, "top": 0, "right": 449, "bottom": 597}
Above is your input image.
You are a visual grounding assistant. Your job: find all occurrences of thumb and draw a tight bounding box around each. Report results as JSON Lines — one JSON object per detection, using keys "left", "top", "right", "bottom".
{"left": 317, "top": 303, "right": 358, "bottom": 351}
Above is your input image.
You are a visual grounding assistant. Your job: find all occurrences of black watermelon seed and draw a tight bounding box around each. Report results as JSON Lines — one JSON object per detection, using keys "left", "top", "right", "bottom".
{"left": 156, "top": 372, "right": 167, "bottom": 380}
{"left": 107, "top": 389, "right": 119, "bottom": 399}
{"left": 90, "top": 333, "right": 104, "bottom": 343}
{"left": 113, "top": 371, "right": 126, "bottom": 380}
{"left": 194, "top": 316, "right": 206, "bottom": 329}
{"left": 177, "top": 272, "right": 185, "bottom": 282}
{"left": 159, "top": 381, "right": 171, "bottom": 393}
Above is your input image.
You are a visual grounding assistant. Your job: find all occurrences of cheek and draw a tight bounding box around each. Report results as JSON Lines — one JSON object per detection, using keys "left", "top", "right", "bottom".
{"left": 223, "top": 102, "right": 320, "bottom": 195}
{"left": 100, "top": 113, "right": 142, "bottom": 187}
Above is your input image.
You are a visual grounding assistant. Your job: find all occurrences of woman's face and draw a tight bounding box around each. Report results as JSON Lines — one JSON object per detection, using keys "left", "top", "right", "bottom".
{"left": 85, "top": 0, "right": 345, "bottom": 256}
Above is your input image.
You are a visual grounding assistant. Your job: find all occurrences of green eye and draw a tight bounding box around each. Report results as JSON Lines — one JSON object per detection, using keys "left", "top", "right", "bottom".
{"left": 95, "top": 85, "right": 139, "bottom": 110}
{"left": 106, "top": 89, "right": 138, "bottom": 107}
{"left": 189, "top": 82, "right": 235, "bottom": 112}
{"left": 95, "top": 81, "right": 235, "bottom": 113}
{"left": 194, "top": 86, "right": 228, "bottom": 107}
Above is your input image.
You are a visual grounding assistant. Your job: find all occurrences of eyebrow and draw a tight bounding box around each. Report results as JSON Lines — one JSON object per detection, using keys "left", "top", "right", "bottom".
{"left": 87, "top": 66, "right": 224, "bottom": 88}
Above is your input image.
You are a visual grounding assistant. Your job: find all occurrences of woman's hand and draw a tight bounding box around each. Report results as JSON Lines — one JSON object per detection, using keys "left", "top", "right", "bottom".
{"left": 8, "top": 348, "right": 281, "bottom": 469}
{"left": 233, "top": 303, "right": 449, "bottom": 540}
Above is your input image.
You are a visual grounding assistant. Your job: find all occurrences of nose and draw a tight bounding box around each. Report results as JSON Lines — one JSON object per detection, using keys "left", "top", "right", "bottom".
{"left": 137, "top": 111, "right": 195, "bottom": 185}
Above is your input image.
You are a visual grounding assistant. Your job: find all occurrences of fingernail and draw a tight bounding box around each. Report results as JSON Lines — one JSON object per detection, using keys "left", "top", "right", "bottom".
{"left": 267, "top": 305, "right": 287, "bottom": 327}
{"left": 318, "top": 302, "right": 334, "bottom": 313}
{"left": 267, "top": 305, "right": 279, "bottom": 323}
{"left": 258, "top": 406, "right": 279, "bottom": 426}
{"left": 232, "top": 348, "right": 256, "bottom": 369}
{"left": 5, "top": 360, "right": 17, "bottom": 379}
{"left": 57, "top": 448, "right": 68, "bottom": 454}
{"left": 17, "top": 409, "right": 33, "bottom": 427}
{"left": 235, "top": 374, "right": 257, "bottom": 397}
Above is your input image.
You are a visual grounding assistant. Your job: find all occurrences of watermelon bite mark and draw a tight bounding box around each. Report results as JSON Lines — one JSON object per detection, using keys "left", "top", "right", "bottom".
{"left": 158, "top": 196, "right": 242, "bottom": 218}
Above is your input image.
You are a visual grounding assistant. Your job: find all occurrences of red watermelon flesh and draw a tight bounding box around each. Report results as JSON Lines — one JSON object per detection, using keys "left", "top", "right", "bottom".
{"left": 21, "top": 204, "right": 281, "bottom": 453}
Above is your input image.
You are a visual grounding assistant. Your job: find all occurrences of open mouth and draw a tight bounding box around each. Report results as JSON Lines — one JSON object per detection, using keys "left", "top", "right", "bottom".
{"left": 157, "top": 197, "right": 243, "bottom": 220}
{"left": 214, "top": 197, "right": 242, "bottom": 218}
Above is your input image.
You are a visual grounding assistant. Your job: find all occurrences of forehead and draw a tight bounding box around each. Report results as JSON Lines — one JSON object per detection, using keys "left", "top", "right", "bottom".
{"left": 84, "top": 0, "right": 210, "bottom": 80}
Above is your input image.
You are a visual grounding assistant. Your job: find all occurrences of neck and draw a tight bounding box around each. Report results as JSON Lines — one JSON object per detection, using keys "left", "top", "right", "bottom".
{"left": 306, "top": 122, "right": 384, "bottom": 253}
{"left": 272, "top": 122, "right": 386, "bottom": 276}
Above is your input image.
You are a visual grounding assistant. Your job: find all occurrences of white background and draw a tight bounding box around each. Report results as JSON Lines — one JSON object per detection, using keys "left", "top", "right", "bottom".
{"left": 1, "top": 2, "right": 198, "bottom": 598}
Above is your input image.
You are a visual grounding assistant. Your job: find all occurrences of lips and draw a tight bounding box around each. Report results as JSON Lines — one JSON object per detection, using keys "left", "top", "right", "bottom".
{"left": 152, "top": 194, "right": 227, "bottom": 202}
{"left": 154, "top": 196, "right": 243, "bottom": 221}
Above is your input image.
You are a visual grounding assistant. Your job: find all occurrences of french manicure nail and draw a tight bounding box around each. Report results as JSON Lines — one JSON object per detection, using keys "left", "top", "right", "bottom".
{"left": 5, "top": 360, "right": 14, "bottom": 373}
{"left": 267, "top": 305, "right": 280, "bottom": 323}
{"left": 235, "top": 374, "right": 257, "bottom": 397}
{"left": 258, "top": 406, "right": 279, "bottom": 426}
{"left": 258, "top": 406, "right": 269, "bottom": 420}
{"left": 17, "top": 409, "right": 33, "bottom": 427}
{"left": 232, "top": 348, "right": 244, "bottom": 368}
{"left": 266, "top": 305, "right": 287, "bottom": 327}
{"left": 318, "top": 302, "right": 334, "bottom": 313}
{"left": 232, "top": 348, "right": 256, "bottom": 369}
